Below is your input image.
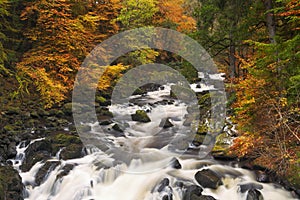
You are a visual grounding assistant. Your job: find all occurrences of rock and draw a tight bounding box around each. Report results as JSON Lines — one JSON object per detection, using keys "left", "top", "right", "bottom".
{"left": 35, "top": 161, "right": 61, "bottom": 185}
{"left": 76, "top": 125, "right": 91, "bottom": 133}
{"left": 246, "top": 189, "right": 264, "bottom": 200}
{"left": 7, "top": 142, "right": 17, "bottom": 159}
{"left": 170, "top": 158, "right": 181, "bottom": 169}
{"left": 194, "top": 169, "right": 223, "bottom": 189}
{"left": 239, "top": 183, "right": 263, "bottom": 193}
{"left": 162, "top": 194, "right": 173, "bottom": 200}
{"left": 21, "top": 140, "right": 52, "bottom": 172}
{"left": 50, "top": 134, "right": 83, "bottom": 160}
{"left": 169, "top": 137, "right": 189, "bottom": 151}
{"left": 159, "top": 118, "right": 174, "bottom": 128}
{"left": 255, "top": 171, "right": 270, "bottom": 183}
{"left": 112, "top": 124, "right": 123, "bottom": 132}
{"left": 170, "top": 85, "right": 195, "bottom": 100}
{"left": 56, "top": 164, "right": 75, "bottom": 180}
{"left": 190, "top": 195, "right": 216, "bottom": 200}
{"left": 59, "top": 144, "right": 83, "bottom": 160}
{"left": 0, "top": 166, "right": 24, "bottom": 200}
{"left": 157, "top": 178, "right": 170, "bottom": 192}
{"left": 211, "top": 132, "right": 235, "bottom": 160}
{"left": 5, "top": 107, "right": 20, "bottom": 115}
{"left": 95, "top": 96, "right": 111, "bottom": 106}
{"left": 99, "top": 120, "right": 113, "bottom": 125}
{"left": 131, "top": 110, "right": 151, "bottom": 123}
{"left": 183, "top": 185, "right": 203, "bottom": 200}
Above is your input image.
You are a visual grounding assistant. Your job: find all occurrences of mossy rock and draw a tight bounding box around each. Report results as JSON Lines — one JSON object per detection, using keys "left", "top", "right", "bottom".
{"left": 96, "top": 107, "right": 113, "bottom": 117}
{"left": 170, "top": 84, "right": 195, "bottom": 100}
{"left": 52, "top": 133, "right": 81, "bottom": 145}
{"left": 131, "top": 110, "right": 151, "bottom": 123}
{"left": 193, "top": 133, "right": 213, "bottom": 145}
{"left": 60, "top": 143, "right": 83, "bottom": 160}
{"left": 76, "top": 125, "right": 92, "bottom": 133}
{"left": 50, "top": 133, "right": 83, "bottom": 155}
{"left": 197, "top": 123, "right": 208, "bottom": 135}
{"left": 20, "top": 140, "right": 52, "bottom": 172}
{"left": 0, "top": 166, "right": 23, "bottom": 200}
{"left": 95, "top": 95, "right": 110, "bottom": 106}
{"left": 211, "top": 133, "right": 235, "bottom": 160}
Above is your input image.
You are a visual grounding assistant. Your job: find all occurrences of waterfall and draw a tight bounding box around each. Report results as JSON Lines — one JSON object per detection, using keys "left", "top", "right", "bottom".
{"left": 10, "top": 82, "right": 298, "bottom": 200}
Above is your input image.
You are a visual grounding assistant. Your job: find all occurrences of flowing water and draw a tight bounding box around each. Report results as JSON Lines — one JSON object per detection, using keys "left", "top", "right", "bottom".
{"left": 10, "top": 79, "right": 298, "bottom": 200}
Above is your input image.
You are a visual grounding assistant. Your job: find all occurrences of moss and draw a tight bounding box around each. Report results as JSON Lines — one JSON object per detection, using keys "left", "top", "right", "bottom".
{"left": 197, "top": 123, "right": 208, "bottom": 135}
{"left": 52, "top": 133, "right": 81, "bottom": 145}
{"left": 131, "top": 110, "right": 151, "bottom": 123}
{"left": 50, "top": 133, "right": 82, "bottom": 155}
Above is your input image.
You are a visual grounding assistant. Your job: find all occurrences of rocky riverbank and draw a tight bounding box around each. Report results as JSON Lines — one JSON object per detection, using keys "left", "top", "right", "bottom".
{"left": 0, "top": 82, "right": 299, "bottom": 199}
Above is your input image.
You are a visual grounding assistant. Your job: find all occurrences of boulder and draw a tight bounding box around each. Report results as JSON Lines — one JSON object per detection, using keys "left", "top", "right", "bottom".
{"left": 0, "top": 166, "right": 24, "bottom": 200}
{"left": 159, "top": 118, "right": 174, "bottom": 128}
{"left": 255, "top": 171, "right": 270, "bottom": 183}
{"left": 170, "top": 158, "right": 182, "bottom": 169}
{"left": 35, "top": 161, "right": 61, "bottom": 185}
{"left": 190, "top": 195, "right": 216, "bottom": 200}
{"left": 246, "top": 189, "right": 264, "bottom": 200}
{"left": 131, "top": 110, "right": 151, "bottom": 123}
{"left": 59, "top": 144, "right": 83, "bottom": 160}
{"left": 112, "top": 124, "right": 123, "bottom": 132}
{"left": 157, "top": 178, "right": 170, "bottom": 192}
{"left": 56, "top": 164, "right": 75, "bottom": 180}
{"left": 183, "top": 185, "right": 203, "bottom": 200}
{"left": 20, "top": 140, "right": 52, "bottom": 172}
{"left": 240, "top": 183, "right": 263, "bottom": 193}
{"left": 194, "top": 169, "right": 223, "bottom": 189}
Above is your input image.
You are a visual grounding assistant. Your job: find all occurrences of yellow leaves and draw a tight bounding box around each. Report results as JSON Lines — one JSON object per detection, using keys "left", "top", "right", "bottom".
{"left": 98, "top": 64, "right": 129, "bottom": 90}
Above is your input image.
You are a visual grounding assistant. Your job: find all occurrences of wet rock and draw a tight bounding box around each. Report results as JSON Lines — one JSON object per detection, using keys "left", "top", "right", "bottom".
{"left": 170, "top": 157, "right": 181, "bottom": 169}
{"left": 7, "top": 142, "right": 17, "bottom": 159}
{"left": 60, "top": 144, "right": 83, "bottom": 160}
{"left": 21, "top": 140, "right": 52, "bottom": 172}
{"left": 194, "top": 169, "right": 223, "bottom": 189}
{"left": 170, "top": 85, "right": 195, "bottom": 100}
{"left": 162, "top": 194, "right": 172, "bottom": 200}
{"left": 56, "top": 164, "right": 75, "bottom": 180}
{"left": 255, "top": 170, "right": 270, "bottom": 183}
{"left": 131, "top": 110, "right": 151, "bottom": 123}
{"left": 0, "top": 166, "right": 24, "bottom": 200}
{"left": 246, "top": 189, "right": 264, "bottom": 200}
{"left": 95, "top": 96, "right": 111, "bottom": 106}
{"left": 99, "top": 120, "right": 113, "bottom": 125}
{"left": 169, "top": 136, "right": 189, "bottom": 151}
{"left": 76, "top": 125, "right": 91, "bottom": 133}
{"left": 190, "top": 195, "right": 216, "bottom": 200}
{"left": 157, "top": 178, "right": 170, "bottom": 192}
{"left": 240, "top": 183, "right": 263, "bottom": 193}
{"left": 112, "top": 124, "right": 123, "bottom": 132}
{"left": 211, "top": 132, "right": 235, "bottom": 161}
{"left": 96, "top": 107, "right": 113, "bottom": 117}
{"left": 183, "top": 185, "right": 203, "bottom": 200}
{"left": 159, "top": 118, "right": 174, "bottom": 128}
{"left": 35, "top": 161, "right": 61, "bottom": 185}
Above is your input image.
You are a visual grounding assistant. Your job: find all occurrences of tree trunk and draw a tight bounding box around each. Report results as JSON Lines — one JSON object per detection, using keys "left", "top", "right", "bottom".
{"left": 263, "top": 0, "right": 276, "bottom": 43}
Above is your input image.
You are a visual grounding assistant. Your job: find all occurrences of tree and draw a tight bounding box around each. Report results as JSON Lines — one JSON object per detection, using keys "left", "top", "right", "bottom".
{"left": 16, "top": 0, "right": 121, "bottom": 107}
{"left": 0, "top": 0, "right": 22, "bottom": 75}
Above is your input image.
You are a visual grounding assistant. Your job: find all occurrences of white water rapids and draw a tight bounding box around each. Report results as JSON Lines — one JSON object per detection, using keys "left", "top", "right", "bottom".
{"left": 10, "top": 81, "right": 298, "bottom": 200}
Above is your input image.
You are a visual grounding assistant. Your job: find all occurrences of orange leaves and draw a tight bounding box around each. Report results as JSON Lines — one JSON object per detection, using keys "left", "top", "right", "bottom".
{"left": 155, "top": 0, "right": 196, "bottom": 32}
